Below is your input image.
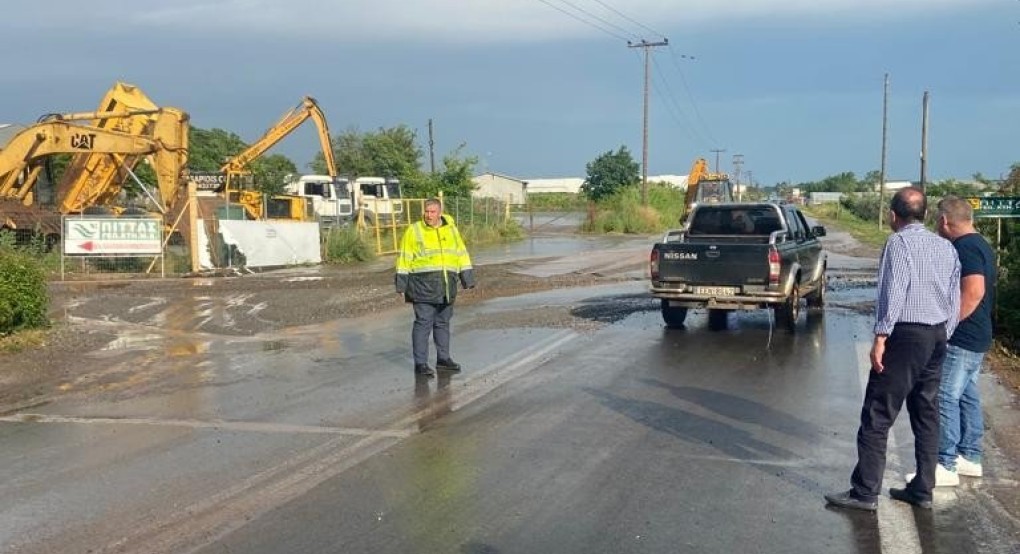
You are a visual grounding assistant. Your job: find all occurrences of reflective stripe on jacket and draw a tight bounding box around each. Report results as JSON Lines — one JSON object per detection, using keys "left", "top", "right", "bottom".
{"left": 395, "top": 215, "right": 475, "bottom": 304}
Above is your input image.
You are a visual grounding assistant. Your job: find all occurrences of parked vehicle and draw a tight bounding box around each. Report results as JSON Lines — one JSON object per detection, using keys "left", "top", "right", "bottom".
{"left": 282, "top": 174, "right": 353, "bottom": 228}
{"left": 649, "top": 202, "right": 826, "bottom": 331}
{"left": 354, "top": 176, "right": 403, "bottom": 226}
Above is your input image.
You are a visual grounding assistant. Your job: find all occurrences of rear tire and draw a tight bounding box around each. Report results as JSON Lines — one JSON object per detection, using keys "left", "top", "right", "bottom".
{"left": 806, "top": 274, "right": 826, "bottom": 309}
{"left": 775, "top": 283, "right": 801, "bottom": 332}
{"left": 707, "top": 309, "right": 729, "bottom": 331}
{"left": 661, "top": 300, "right": 688, "bottom": 329}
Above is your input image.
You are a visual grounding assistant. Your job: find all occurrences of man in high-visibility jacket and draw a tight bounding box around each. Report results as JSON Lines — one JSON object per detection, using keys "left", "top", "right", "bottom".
{"left": 395, "top": 198, "right": 475, "bottom": 377}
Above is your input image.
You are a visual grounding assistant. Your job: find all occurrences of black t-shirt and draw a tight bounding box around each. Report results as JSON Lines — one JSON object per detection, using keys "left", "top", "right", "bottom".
{"left": 949, "top": 233, "right": 997, "bottom": 353}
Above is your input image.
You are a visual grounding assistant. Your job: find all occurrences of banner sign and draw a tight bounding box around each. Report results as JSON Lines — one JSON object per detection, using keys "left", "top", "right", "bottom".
{"left": 965, "top": 196, "right": 1020, "bottom": 219}
{"left": 63, "top": 217, "right": 162, "bottom": 255}
{"left": 188, "top": 171, "right": 227, "bottom": 193}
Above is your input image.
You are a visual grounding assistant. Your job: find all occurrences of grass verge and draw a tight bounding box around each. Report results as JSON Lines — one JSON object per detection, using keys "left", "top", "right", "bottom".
{"left": 802, "top": 204, "right": 890, "bottom": 249}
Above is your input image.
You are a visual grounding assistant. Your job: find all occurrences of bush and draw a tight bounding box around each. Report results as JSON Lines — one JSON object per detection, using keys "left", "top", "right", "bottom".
{"left": 0, "top": 248, "right": 49, "bottom": 335}
{"left": 322, "top": 228, "right": 375, "bottom": 264}
{"left": 459, "top": 220, "right": 525, "bottom": 245}
{"left": 583, "top": 185, "right": 683, "bottom": 234}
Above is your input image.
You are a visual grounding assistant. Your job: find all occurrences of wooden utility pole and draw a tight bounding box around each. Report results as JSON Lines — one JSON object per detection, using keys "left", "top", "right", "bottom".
{"left": 628, "top": 38, "right": 668, "bottom": 205}
{"left": 710, "top": 148, "right": 726, "bottom": 173}
{"left": 920, "top": 91, "right": 929, "bottom": 191}
{"left": 879, "top": 73, "right": 889, "bottom": 229}
{"left": 428, "top": 118, "right": 436, "bottom": 175}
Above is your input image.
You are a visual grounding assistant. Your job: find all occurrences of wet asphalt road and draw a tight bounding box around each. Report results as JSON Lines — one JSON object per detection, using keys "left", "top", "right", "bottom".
{"left": 2, "top": 233, "right": 1019, "bottom": 553}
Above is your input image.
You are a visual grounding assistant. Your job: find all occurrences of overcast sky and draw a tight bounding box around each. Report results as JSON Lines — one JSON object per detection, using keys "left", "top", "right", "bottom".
{"left": 2, "top": 0, "right": 1018, "bottom": 185}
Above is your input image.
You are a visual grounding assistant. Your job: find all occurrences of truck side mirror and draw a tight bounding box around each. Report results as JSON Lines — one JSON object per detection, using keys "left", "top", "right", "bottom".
{"left": 812, "top": 225, "right": 826, "bottom": 237}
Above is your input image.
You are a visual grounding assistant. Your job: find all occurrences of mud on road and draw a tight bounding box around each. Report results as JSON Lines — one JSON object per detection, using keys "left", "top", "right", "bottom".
{"left": 0, "top": 257, "right": 647, "bottom": 411}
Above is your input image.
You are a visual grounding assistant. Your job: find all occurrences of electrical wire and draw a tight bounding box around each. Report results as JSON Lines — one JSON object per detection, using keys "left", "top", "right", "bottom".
{"left": 533, "top": 0, "right": 633, "bottom": 41}
{"left": 585, "top": 0, "right": 665, "bottom": 38}
{"left": 667, "top": 44, "right": 722, "bottom": 148}
{"left": 649, "top": 53, "right": 712, "bottom": 148}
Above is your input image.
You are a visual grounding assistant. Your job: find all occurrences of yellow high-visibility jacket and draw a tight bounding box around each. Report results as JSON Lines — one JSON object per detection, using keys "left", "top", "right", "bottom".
{"left": 395, "top": 215, "right": 475, "bottom": 304}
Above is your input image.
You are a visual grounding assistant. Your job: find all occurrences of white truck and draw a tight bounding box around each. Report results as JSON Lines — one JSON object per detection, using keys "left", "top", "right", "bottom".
{"left": 352, "top": 176, "right": 403, "bottom": 226}
{"left": 282, "top": 175, "right": 404, "bottom": 229}
{"left": 282, "top": 174, "right": 353, "bottom": 228}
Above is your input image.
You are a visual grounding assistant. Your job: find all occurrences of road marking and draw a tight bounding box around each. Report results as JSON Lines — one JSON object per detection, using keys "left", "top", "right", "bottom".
{"left": 855, "top": 339, "right": 923, "bottom": 554}
{"left": 0, "top": 414, "right": 412, "bottom": 438}
{"left": 90, "top": 327, "right": 578, "bottom": 554}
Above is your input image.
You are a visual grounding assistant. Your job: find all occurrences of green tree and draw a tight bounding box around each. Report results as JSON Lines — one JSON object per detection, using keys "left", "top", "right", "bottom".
{"left": 312, "top": 125, "right": 423, "bottom": 182}
{"left": 188, "top": 127, "right": 297, "bottom": 196}
{"left": 581, "top": 146, "right": 639, "bottom": 202}
{"left": 188, "top": 128, "right": 248, "bottom": 171}
{"left": 406, "top": 145, "right": 478, "bottom": 198}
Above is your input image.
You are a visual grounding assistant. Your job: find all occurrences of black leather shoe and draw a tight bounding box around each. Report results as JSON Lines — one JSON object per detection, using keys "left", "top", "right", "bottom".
{"left": 414, "top": 364, "right": 435, "bottom": 377}
{"left": 824, "top": 490, "right": 877, "bottom": 512}
{"left": 436, "top": 358, "right": 461, "bottom": 372}
{"left": 889, "top": 487, "right": 932, "bottom": 509}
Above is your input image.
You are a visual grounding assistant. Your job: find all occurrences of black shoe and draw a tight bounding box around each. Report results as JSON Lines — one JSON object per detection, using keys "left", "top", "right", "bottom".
{"left": 414, "top": 364, "right": 435, "bottom": 377}
{"left": 436, "top": 358, "right": 461, "bottom": 372}
{"left": 824, "top": 490, "right": 877, "bottom": 512}
{"left": 889, "top": 487, "right": 932, "bottom": 509}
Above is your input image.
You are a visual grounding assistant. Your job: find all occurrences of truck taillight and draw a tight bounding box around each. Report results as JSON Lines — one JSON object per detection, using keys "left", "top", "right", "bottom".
{"left": 650, "top": 249, "right": 659, "bottom": 280}
{"left": 768, "top": 246, "right": 780, "bottom": 285}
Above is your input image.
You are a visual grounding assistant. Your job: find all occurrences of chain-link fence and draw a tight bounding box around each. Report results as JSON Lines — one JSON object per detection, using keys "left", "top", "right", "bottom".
{"left": 359, "top": 195, "right": 515, "bottom": 255}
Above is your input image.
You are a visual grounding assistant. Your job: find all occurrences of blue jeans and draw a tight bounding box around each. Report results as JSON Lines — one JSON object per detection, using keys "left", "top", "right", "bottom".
{"left": 938, "top": 344, "right": 985, "bottom": 468}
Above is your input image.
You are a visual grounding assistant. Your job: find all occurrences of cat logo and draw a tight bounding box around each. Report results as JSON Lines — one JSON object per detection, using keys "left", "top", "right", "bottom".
{"left": 663, "top": 251, "right": 697, "bottom": 260}
{"left": 71, "top": 133, "right": 97, "bottom": 150}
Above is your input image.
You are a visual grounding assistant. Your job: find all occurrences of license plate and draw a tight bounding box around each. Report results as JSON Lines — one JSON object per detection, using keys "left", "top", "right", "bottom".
{"left": 694, "top": 286, "right": 738, "bottom": 296}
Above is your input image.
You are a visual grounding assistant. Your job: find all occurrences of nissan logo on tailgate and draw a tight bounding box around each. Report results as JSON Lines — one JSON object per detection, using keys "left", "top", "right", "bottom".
{"left": 663, "top": 252, "right": 697, "bottom": 260}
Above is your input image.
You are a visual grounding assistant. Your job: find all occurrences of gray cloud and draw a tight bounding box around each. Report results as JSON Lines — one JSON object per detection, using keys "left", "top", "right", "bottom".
{"left": 2, "top": 0, "right": 991, "bottom": 42}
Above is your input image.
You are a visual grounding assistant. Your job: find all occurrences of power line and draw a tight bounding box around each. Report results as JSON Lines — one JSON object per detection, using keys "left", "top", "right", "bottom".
{"left": 533, "top": 0, "right": 632, "bottom": 41}
{"left": 666, "top": 44, "right": 720, "bottom": 148}
{"left": 556, "top": 0, "right": 638, "bottom": 39}
{"left": 649, "top": 54, "right": 711, "bottom": 147}
{"left": 585, "top": 0, "right": 664, "bottom": 38}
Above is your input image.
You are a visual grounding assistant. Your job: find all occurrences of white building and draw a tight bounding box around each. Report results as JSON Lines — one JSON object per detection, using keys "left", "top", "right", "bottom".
{"left": 524, "top": 177, "right": 585, "bottom": 194}
{"left": 471, "top": 172, "right": 527, "bottom": 204}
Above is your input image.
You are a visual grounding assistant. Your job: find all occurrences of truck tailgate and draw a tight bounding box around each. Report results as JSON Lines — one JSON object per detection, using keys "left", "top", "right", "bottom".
{"left": 656, "top": 243, "right": 770, "bottom": 286}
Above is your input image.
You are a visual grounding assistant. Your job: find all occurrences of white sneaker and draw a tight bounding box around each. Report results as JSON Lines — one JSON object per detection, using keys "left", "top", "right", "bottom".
{"left": 956, "top": 456, "right": 983, "bottom": 477}
{"left": 906, "top": 464, "right": 960, "bottom": 487}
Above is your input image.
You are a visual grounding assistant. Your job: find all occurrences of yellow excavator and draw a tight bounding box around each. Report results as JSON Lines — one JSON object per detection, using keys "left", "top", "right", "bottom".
{"left": 220, "top": 96, "right": 338, "bottom": 220}
{"left": 682, "top": 157, "right": 734, "bottom": 220}
{"left": 0, "top": 110, "right": 189, "bottom": 239}
{"left": 51, "top": 82, "right": 179, "bottom": 215}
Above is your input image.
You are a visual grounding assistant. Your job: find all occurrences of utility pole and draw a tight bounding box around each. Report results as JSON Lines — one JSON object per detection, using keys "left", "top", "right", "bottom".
{"left": 628, "top": 38, "right": 669, "bottom": 205}
{"left": 920, "top": 91, "right": 929, "bottom": 191}
{"left": 879, "top": 73, "right": 889, "bottom": 229}
{"left": 732, "top": 154, "right": 744, "bottom": 200}
{"left": 710, "top": 148, "right": 726, "bottom": 173}
{"left": 428, "top": 118, "right": 436, "bottom": 175}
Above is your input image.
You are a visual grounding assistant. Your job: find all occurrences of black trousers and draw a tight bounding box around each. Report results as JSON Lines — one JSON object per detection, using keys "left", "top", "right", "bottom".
{"left": 850, "top": 322, "right": 946, "bottom": 502}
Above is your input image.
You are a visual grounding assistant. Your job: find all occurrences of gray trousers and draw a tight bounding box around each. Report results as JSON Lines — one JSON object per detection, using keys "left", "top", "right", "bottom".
{"left": 412, "top": 302, "right": 453, "bottom": 365}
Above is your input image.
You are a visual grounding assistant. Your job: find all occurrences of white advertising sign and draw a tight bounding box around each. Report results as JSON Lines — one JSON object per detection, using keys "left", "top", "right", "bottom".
{"left": 63, "top": 217, "right": 162, "bottom": 255}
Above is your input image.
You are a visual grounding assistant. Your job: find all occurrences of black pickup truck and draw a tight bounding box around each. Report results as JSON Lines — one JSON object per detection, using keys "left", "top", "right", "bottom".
{"left": 649, "top": 202, "right": 827, "bottom": 331}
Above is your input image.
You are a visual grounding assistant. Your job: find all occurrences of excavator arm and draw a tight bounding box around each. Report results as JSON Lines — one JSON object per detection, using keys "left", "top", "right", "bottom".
{"left": 0, "top": 117, "right": 188, "bottom": 214}
{"left": 222, "top": 96, "right": 336, "bottom": 177}
{"left": 682, "top": 157, "right": 733, "bottom": 220}
{"left": 54, "top": 82, "right": 169, "bottom": 213}
{"left": 220, "top": 96, "right": 335, "bottom": 220}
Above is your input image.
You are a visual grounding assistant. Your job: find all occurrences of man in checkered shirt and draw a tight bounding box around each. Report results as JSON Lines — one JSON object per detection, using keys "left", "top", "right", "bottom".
{"left": 826, "top": 187, "right": 960, "bottom": 511}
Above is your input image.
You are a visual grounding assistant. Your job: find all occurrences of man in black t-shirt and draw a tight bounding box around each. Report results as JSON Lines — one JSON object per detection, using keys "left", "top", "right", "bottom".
{"left": 927, "top": 196, "right": 997, "bottom": 485}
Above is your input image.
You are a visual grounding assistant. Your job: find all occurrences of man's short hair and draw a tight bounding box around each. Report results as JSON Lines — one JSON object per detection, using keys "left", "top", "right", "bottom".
{"left": 890, "top": 187, "right": 926, "bottom": 223}
{"left": 937, "top": 195, "right": 973, "bottom": 223}
{"left": 424, "top": 198, "right": 442, "bottom": 210}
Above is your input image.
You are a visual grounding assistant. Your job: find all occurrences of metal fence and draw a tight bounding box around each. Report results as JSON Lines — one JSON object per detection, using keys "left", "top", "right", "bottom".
{"left": 360, "top": 195, "right": 514, "bottom": 255}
